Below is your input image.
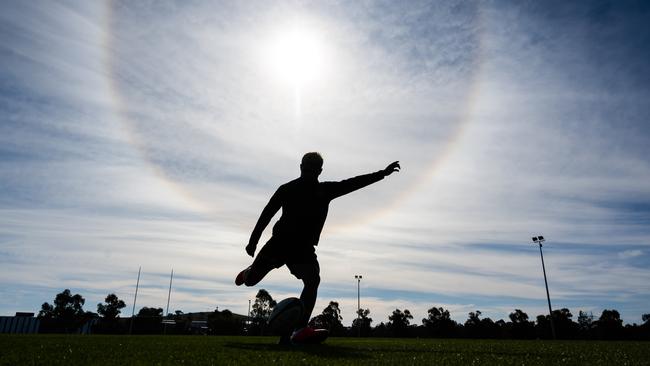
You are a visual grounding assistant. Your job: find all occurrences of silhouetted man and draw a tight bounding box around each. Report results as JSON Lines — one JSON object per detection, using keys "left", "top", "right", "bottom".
{"left": 236, "top": 152, "right": 400, "bottom": 343}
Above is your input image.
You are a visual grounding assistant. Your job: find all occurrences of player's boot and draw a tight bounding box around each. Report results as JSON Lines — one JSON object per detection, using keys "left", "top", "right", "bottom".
{"left": 290, "top": 326, "right": 329, "bottom": 344}
{"left": 235, "top": 266, "right": 251, "bottom": 286}
{"left": 290, "top": 326, "right": 314, "bottom": 343}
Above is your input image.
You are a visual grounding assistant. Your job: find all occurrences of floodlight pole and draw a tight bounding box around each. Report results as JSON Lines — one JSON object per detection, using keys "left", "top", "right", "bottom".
{"left": 166, "top": 268, "right": 174, "bottom": 317}
{"left": 129, "top": 266, "right": 141, "bottom": 335}
{"left": 355, "top": 275, "right": 362, "bottom": 337}
{"left": 247, "top": 299, "right": 251, "bottom": 333}
{"left": 533, "top": 236, "right": 556, "bottom": 339}
{"left": 162, "top": 268, "right": 174, "bottom": 335}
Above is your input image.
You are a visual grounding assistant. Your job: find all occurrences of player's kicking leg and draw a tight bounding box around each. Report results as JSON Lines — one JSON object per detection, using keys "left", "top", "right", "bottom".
{"left": 235, "top": 241, "right": 282, "bottom": 286}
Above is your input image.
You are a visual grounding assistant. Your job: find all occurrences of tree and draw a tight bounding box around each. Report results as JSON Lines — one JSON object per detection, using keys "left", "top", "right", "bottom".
{"left": 535, "top": 314, "right": 552, "bottom": 338}
{"left": 249, "top": 289, "right": 276, "bottom": 335}
{"left": 577, "top": 310, "right": 594, "bottom": 337}
{"left": 309, "top": 301, "right": 344, "bottom": 335}
{"left": 598, "top": 309, "right": 623, "bottom": 326}
{"left": 422, "top": 306, "right": 457, "bottom": 337}
{"left": 552, "top": 308, "right": 578, "bottom": 339}
{"left": 36, "top": 289, "right": 90, "bottom": 333}
{"left": 388, "top": 309, "right": 413, "bottom": 337}
{"left": 389, "top": 308, "right": 413, "bottom": 327}
{"left": 250, "top": 289, "right": 276, "bottom": 320}
{"left": 372, "top": 321, "right": 390, "bottom": 337}
{"left": 97, "top": 294, "right": 126, "bottom": 320}
{"left": 508, "top": 309, "right": 534, "bottom": 339}
{"left": 465, "top": 310, "right": 482, "bottom": 328}
{"left": 534, "top": 309, "right": 576, "bottom": 339}
{"left": 595, "top": 309, "right": 623, "bottom": 339}
{"left": 351, "top": 308, "right": 373, "bottom": 337}
{"left": 38, "top": 302, "right": 54, "bottom": 318}
{"left": 509, "top": 309, "right": 529, "bottom": 324}
{"left": 137, "top": 307, "right": 163, "bottom": 317}
{"left": 130, "top": 307, "right": 163, "bottom": 334}
{"left": 92, "top": 294, "right": 127, "bottom": 334}
{"left": 208, "top": 309, "right": 244, "bottom": 335}
{"left": 465, "top": 310, "right": 498, "bottom": 338}
{"left": 55, "top": 289, "right": 86, "bottom": 319}
{"left": 423, "top": 306, "right": 451, "bottom": 324}
{"left": 494, "top": 318, "right": 508, "bottom": 338}
{"left": 37, "top": 289, "right": 86, "bottom": 320}
{"left": 172, "top": 310, "right": 185, "bottom": 325}
{"left": 641, "top": 313, "right": 650, "bottom": 340}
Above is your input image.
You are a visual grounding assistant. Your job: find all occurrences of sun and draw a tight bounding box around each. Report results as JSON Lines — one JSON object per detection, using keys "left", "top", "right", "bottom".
{"left": 265, "top": 27, "right": 325, "bottom": 87}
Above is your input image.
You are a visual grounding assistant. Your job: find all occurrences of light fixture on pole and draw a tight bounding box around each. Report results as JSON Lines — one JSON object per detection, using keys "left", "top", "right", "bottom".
{"left": 355, "top": 274, "right": 362, "bottom": 337}
{"left": 532, "top": 235, "right": 556, "bottom": 339}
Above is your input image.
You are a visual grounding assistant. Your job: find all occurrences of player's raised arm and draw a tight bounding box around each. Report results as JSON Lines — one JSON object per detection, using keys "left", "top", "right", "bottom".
{"left": 328, "top": 161, "right": 401, "bottom": 200}
{"left": 383, "top": 161, "right": 401, "bottom": 176}
{"left": 246, "top": 189, "right": 282, "bottom": 257}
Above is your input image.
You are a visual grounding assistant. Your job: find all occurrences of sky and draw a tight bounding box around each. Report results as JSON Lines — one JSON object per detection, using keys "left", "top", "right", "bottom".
{"left": 1, "top": 0, "right": 649, "bottom": 326}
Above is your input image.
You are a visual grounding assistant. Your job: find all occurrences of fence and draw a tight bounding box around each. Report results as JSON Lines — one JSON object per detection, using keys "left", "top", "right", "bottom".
{"left": 0, "top": 316, "right": 40, "bottom": 334}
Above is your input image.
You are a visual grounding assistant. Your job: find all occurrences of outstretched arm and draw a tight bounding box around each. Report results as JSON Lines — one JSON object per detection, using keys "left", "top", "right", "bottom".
{"left": 383, "top": 161, "right": 401, "bottom": 176}
{"left": 246, "top": 190, "right": 282, "bottom": 257}
{"left": 329, "top": 161, "right": 401, "bottom": 199}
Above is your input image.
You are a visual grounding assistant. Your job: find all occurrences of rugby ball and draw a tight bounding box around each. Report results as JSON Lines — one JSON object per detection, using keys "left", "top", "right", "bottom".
{"left": 268, "top": 297, "right": 304, "bottom": 333}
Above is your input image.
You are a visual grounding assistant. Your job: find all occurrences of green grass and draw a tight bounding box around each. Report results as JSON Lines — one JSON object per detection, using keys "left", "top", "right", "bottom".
{"left": 2, "top": 335, "right": 649, "bottom": 365}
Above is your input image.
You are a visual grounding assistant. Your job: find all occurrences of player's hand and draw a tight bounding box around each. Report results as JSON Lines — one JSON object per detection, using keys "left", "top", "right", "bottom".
{"left": 383, "top": 161, "right": 401, "bottom": 176}
{"left": 245, "top": 242, "right": 257, "bottom": 257}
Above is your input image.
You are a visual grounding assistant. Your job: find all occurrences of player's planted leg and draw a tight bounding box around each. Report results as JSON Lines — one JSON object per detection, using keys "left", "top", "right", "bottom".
{"left": 290, "top": 269, "right": 323, "bottom": 344}
{"left": 298, "top": 273, "right": 320, "bottom": 328}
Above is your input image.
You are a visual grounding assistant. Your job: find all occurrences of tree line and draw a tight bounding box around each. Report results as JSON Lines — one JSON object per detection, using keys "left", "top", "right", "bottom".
{"left": 35, "top": 288, "right": 650, "bottom": 339}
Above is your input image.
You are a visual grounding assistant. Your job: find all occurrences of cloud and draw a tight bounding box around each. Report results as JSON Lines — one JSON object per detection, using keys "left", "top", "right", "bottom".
{"left": 618, "top": 249, "right": 643, "bottom": 260}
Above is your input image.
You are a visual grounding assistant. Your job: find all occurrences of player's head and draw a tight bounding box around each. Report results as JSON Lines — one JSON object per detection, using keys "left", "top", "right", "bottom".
{"left": 300, "top": 152, "right": 323, "bottom": 178}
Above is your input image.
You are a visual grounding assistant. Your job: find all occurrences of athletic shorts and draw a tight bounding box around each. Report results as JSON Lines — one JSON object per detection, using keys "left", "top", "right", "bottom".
{"left": 252, "top": 236, "right": 319, "bottom": 280}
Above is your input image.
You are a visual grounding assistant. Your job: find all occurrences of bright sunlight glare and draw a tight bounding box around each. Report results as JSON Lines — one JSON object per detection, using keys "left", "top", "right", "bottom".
{"left": 265, "top": 28, "right": 326, "bottom": 87}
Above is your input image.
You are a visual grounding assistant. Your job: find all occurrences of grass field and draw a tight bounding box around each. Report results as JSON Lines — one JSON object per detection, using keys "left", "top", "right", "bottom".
{"left": 2, "top": 335, "right": 649, "bottom": 365}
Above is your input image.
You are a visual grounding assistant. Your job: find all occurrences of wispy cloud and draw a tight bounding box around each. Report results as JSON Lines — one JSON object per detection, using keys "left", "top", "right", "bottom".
{"left": 618, "top": 249, "right": 643, "bottom": 260}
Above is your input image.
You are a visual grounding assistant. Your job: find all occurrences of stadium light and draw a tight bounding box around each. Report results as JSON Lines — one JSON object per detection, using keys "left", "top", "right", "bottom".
{"left": 532, "top": 235, "right": 556, "bottom": 339}
{"left": 355, "top": 275, "right": 362, "bottom": 337}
